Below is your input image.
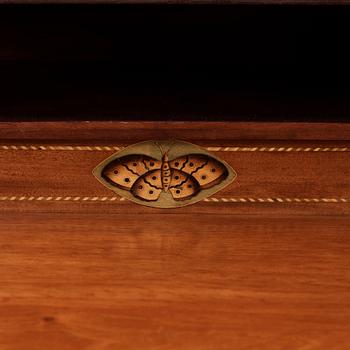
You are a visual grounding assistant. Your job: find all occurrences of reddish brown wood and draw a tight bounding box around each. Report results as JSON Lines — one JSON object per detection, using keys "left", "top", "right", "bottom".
{"left": 0, "top": 121, "right": 349, "bottom": 349}
{"left": 0, "top": 214, "right": 350, "bottom": 350}
{"left": 0, "top": 122, "right": 349, "bottom": 215}
{"left": 0, "top": 121, "right": 350, "bottom": 141}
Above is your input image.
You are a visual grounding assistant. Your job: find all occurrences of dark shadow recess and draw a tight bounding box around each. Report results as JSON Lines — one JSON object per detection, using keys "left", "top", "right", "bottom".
{"left": 0, "top": 4, "right": 350, "bottom": 122}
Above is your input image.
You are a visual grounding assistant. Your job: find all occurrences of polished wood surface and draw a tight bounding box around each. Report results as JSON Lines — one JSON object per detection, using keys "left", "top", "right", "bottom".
{"left": 0, "top": 214, "right": 350, "bottom": 349}
{"left": 0, "top": 122, "right": 349, "bottom": 216}
{"left": 1, "top": 3, "right": 349, "bottom": 347}
{"left": 1, "top": 121, "right": 350, "bottom": 141}
{"left": 0, "top": 121, "right": 349, "bottom": 349}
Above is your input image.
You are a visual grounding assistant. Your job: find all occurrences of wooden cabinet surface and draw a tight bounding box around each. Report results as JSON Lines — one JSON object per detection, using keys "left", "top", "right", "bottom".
{"left": 1, "top": 3, "right": 350, "bottom": 348}
{"left": 0, "top": 121, "right": 349, "bottom": 349}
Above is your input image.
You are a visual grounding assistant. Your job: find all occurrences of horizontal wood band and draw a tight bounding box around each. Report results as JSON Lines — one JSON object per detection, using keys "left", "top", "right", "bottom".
{"left": 1, "top": 142, "right": 349, "bottom": 214}
{"left": 1, "top": 122, "right": 350, "bottom": 141}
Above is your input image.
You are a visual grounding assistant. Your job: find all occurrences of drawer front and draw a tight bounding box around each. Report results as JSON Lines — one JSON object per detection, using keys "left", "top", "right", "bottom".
{"left": 1, "top": 121, "right": 349, "bottom": 216}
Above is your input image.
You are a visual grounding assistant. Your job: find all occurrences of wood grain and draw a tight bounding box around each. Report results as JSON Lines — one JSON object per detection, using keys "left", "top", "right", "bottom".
{"left": 0, "top": 121, "right": 349, "bottom": 349}
{"left": 0, "top": 214, "right": 350, "bottom": 350}
{"left": 1, "top": 121, "right": 350, "bottom": 141}
{"left": 0, "top": 122, "right": 349, "bottom": 215}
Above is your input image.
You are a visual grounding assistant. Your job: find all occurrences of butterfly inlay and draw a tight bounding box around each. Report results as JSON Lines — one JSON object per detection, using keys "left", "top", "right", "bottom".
{"left": 93, "top": 140, "right": 236, "bottom": 208}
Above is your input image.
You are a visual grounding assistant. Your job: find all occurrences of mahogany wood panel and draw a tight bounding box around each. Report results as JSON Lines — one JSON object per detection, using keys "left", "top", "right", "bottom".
{"left": 0, "top": 122, "right": 349, "bottom": 215}
{"left": 1, "top": 121, "right": 350, "bottom": 141}
{"left": 0, "top": 214, "right": 349, "bottom": 350}
{"left": 0, "top": 121, "right": 349, "bottom": 349}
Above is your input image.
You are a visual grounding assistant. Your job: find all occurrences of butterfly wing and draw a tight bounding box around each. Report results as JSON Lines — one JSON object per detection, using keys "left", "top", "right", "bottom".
{"left": 101, "top": 153, "right": 228, "bottom": 202}
{"left": 168, "top": 169, "right": 200, "bottom": 201}
{"left": 169, "top": 154, "right": 228, "bottom": 190}
{"left": 101, "top": 155, "right": 162, "bottom": 190}
{"left": 131, "top": 169, "right": 163, "bottom": 201}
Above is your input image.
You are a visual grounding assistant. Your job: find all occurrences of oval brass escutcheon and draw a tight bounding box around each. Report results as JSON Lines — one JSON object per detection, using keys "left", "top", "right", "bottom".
{"left": 93, "top": 140, "right": 236, "bottom": 208}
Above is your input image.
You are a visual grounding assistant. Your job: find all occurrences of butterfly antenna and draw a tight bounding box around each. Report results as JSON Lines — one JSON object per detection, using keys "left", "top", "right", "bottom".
{"left": 155, "top": 140, "right": 175, "bottom": 156}
{"left": 155, "top": 141, "right": 165, "bottom": 155}
{"left": 165, "top": 139, "right": 176, "bottom": 154}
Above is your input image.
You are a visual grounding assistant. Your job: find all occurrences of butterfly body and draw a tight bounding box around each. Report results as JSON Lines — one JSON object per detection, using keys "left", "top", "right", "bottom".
{"left": 161, "top": 152, "right": 171, "bottom": 192}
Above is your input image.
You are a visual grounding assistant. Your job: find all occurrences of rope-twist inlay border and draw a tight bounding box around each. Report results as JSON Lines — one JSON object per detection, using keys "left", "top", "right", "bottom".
{"left": 0, "top": 196, "right": 348, "bottom": 203}
{"left": 0, "top": 145, "right": 349, "bottom": 152}
{"left": 0, "top": 144, "right": 348, "bottom": 205}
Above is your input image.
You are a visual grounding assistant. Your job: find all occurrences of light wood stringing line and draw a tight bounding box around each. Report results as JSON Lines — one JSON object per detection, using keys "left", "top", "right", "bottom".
{"left": 0, "top": 145, "right": 349, "bottom": 152}
{"left": 0, "top": 196, "right": 348, "bottom": 203}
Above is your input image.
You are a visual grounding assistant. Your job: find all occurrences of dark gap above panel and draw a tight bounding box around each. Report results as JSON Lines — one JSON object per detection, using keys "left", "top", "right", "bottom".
{"left": 0, "top": 5, "right": 350, "bottom": 122}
